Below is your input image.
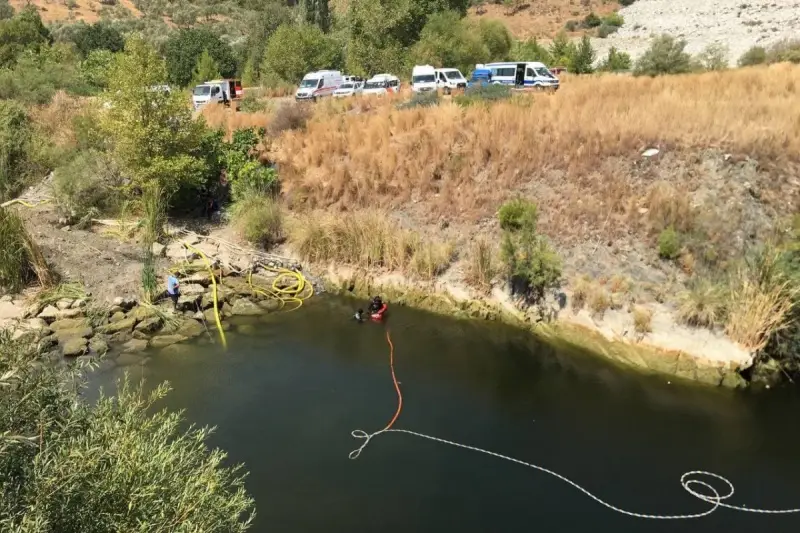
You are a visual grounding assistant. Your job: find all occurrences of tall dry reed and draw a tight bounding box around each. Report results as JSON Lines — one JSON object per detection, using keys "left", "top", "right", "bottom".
{"left": 289, "top": 211, "right": 454, "bottom": 281}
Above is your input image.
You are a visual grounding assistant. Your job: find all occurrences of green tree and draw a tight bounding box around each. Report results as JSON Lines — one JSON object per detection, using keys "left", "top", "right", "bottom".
{"left": 571, "top": 35, "right": 595, "bottom": 73}
{"left": 412, "top": 11, "right": 489, "bottom": 74}
{"left": 599, "top": 46, "right": 632, "bottom": 71}
{"left": 0, "top": 6, "right": 51, "bottom": 67}
{"left": 80, "top": 48, "right": 116, "bottom": 89}
{"left": 0, "top": 335, "right": 255, "bottom": 532}
{"left": 242, "top": 2, "right": 294, "bottom": 84}
{"left": 0, "top": 0, "right": 13, "bottom": 20}
{"left": 548, "top": 31, "right": 576, "bottom": 68}
{"left": 697, "top": 42, "right": 729, "bottom": 71}
{"left": 304, "top": 0, "right": 331, "bottom": 33}
{"left": 498, "top": 198, "right": 562, "bottom": 302}
{"left": 477, "top": 18, "right": 512, "bottom": 61}
{"left": 71, "top": 21, "right": 124, "bottom": 58}
{"left": 738, "top": 45, "right": 767, "bottom": 67}
{"left": 165, "top": 28, "right": 237, "bottom": 87}
{"left": 102, "top": 36, "right": 209, "bottom": 196}
{"left": 262, "top": 24, "right": 342, "bottom": 84}
{"left": 511, "top": 37, "right": 552, "bottom": 64}
{"left": 634, "top": 34, "right": 694, "bottom": 76}
{"left": 192, "top": 48, "right": 221, "bottom": 86}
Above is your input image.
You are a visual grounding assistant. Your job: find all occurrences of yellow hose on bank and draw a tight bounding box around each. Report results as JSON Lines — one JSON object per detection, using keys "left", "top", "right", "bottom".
{"left": 1, "top": 198, "right": 51, "bottom": 208}
{"left": 183, "top": 242, "right": 227, "bottom": 350}
{"left": 247, "top": 264, "right": 313, "bottom": 312}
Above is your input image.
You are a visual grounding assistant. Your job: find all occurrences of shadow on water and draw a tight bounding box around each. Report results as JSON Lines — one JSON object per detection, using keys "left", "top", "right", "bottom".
{"left": 89, "top": 295, "right": 800, "bottom": 533}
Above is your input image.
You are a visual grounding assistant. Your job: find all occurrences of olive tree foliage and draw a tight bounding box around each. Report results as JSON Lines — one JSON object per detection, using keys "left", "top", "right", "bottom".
{"left": 101, "top": 36, "right": 210, "bottom": 196}
{"left": 0, "top": 334, "right": 255, "bottom": 532}
{"left": 164, "top": 28, "right": 237, "bottom": 87}
{"left": 262, "top": 24, "right": 342, "bottom": 84}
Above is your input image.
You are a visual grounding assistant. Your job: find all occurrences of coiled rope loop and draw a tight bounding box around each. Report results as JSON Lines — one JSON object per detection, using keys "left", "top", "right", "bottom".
{"left": 349, "top": 331, "right": 800, "bottom": 520}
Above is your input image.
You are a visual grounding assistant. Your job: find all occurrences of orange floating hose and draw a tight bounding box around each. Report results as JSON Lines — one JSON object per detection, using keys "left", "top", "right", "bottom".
{"left": 381, "top": 329, "right": 402, "bottom": 432}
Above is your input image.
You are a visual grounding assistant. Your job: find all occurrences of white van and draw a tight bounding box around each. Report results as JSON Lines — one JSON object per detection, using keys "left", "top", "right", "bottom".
{"left": 192, "top": 79, "right": 242, "bottom": 110}
{"left": 295, "top": 70, "right": 343, "bottom": 101}
{"left": 362, "top": 74, "right": 400, "bottom": 96}
{"left": 411, "top": 65, "right": 437, "bottom": 93}
{"left": 434, "top": 68, "right": 467, "bottom": 94}
{"left": 480, "top": 62, "right": 559, "bottom": 90}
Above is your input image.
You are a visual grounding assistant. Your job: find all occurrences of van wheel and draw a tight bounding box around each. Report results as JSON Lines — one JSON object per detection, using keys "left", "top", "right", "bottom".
{"left": 312, "top": 96, "right": 318, "bottom": 103}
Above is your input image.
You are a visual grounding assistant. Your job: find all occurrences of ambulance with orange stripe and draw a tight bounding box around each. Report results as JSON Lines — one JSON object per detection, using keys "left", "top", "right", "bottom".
{"left": 295, "top": 70, "right": 343, "bottom": 102}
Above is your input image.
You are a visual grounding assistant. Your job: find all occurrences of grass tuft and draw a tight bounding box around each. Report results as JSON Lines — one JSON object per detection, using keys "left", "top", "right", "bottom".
{"left": 464, "top": 238, "right": 497, "bottom": 293}
{"left": 677, "top": 279, "right": 727, "bottom": 328}
{"left": 231, "top": 195, "right": 284, "bottom": 248}
{"left": 632, "top": 305, "right": 653, "bottom": 335}
{"left": 0, "top": 207, "right": 55, "bottom": 293}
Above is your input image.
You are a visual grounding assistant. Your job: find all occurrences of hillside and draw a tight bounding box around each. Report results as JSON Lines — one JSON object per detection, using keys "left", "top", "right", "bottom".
{"left": 467, "top": 0, "right": 617, "bottom": 39}
{"left": 594, "top": 0, "right": 800, "bottom": 65}
{"left": 9, "top": 0, "right": 140, "bottom": 22}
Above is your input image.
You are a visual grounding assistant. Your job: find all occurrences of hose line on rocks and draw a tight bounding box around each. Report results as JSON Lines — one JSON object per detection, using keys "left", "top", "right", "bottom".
{"left": 349, "top": 332, "right": 800, "bottom": 520}
{"left": 247, "top": 264, "right": 313, "bottom": 312}
{"left": 183, "top": 242, "right": 227, "bottom": 351}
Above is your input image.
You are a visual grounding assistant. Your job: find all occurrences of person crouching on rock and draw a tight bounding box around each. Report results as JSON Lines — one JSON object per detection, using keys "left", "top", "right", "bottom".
{"left": 166, "top": 274, "right": 180, "bottom": 310}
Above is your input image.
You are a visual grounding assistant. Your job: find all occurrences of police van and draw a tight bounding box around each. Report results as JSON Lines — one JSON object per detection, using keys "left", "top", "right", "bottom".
{"left": 479, "top": 62, "right": 559, "bottom": 90}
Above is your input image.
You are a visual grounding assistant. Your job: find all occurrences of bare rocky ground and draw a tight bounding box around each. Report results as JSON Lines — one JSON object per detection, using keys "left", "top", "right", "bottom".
{"left": 593, "top": 0, "right": 800, "bottom": 65}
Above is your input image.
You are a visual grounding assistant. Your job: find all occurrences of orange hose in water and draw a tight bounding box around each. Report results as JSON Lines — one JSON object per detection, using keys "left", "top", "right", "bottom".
{"left": 381, "top": 329, "right": 403, "bottom": 432}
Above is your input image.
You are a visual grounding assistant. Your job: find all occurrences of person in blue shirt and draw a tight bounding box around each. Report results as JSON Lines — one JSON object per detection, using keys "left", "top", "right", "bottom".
{"left": 166, "top": 274, "right": 180, "bottom": 310}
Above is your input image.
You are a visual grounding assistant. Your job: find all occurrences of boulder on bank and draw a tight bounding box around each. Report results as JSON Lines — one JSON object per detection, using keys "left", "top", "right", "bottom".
{"left": 121, "top": 338, "right": 149, "bottom": 353}
{"left": 109, "top": 311, "right": 127, "bottom": 323}
{"left": 62, "top": 337, "right": 88, "bottom": 357}
{"left": 89, "top": 336, "right": 109, "bottom": 355}
{"left": 176, "top": 294, "right": 202, "bottom": 312}
{"left": 56, "top": 299, "right": 73, "bottom": 310}
{"left": 54, "top": 327, "right": 93, "bottom": 343}
{"left": 37, "top": 305, "right": 59, "bottom": 321}
{"left": 231, "top": 298, "right": 262, "bottom": 316}
{"left": 112, "top": 296, "right": 137, "bottom": 312}
{"left": 152, "top": 242, "right": 166, "bottom": 257}
{"left": 176, "top": 319, "right": 205, "bottom": 339}
{"left": 149, "top": 334, "right": 187, "bottom": 349}
{"left": 97, "top": 316, "right": 137, "bottom": 334}
{"left": 135, "top": 317, "right": 162, "bottom": 333}
{"left": 50, "top": 317, "right": 88, "bottom": 331}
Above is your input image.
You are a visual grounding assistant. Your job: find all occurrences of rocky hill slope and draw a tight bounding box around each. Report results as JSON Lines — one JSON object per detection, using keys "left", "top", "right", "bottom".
{"left": 594, "top": 0, "right": 800, "bottom": 65}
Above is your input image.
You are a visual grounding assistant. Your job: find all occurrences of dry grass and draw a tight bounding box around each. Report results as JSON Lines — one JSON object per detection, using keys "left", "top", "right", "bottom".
{"left": 289, "top": 211, "right": 454, "bottom": 281}
{"left": 632, "top": 305, "right": 653, "bottom": 335}
{"left": 273, "top": 65, "right": 800, "bottom": 244}
{"left": 677, "top": 279, "right": 727, "bottom": 328}
{"left": 607, "top": 274, "right": 631, "bottom": 294}
{"left": 570, "top": 275, "right": 592, "bottom": 311}
{"left": 588, "top": 285, "right": 611, "bottom": 318}
{"left": 725, "top": 270, "right": 799, "bottom": 351}
{"left": 464, "top": 238, "right": 497, "bottom": 293}
{"left": 30, "top": 91, "right": 85, "bottom": 150}
{"left": 200, "top": 104, "right": 271, "bottom": 139}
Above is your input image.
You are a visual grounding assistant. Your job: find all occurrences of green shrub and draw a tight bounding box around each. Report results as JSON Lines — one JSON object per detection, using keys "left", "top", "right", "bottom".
{"left": 0, "top": 208, "right": 45, "bottom": 292}
{"left": 238, "top": 92, "right": 268, "bottom": 113}
{"left": 455, "top": 83, "right": 511, "bottom": 106}
{"left": 397, "top": 90, "right": 439, "bottom": 110}
{"left": 268, "top": 103, "right": 311, "bottom": 135}
{"left": 231, "top": 194, "right": 284, "bottom": 248}
{"left": 0, "top": 334, "right": 255, "bottom": 531}
{"left": 603, "top": 13, "right": 625, "bottom": 27}
{"left": 738, "top": 45, "right": 767, "bottom": 67}
{"left": 583, "top": 12, "right": 602, "bottom": 28}
{"left": 498, "top": 198, "right": 561, "bottom": 301}
{"left": 0, "top": 100, "right": 33, "bottom": 201}
{"left": 697, "top": 42, "right": 729, "bottom": 71}
{"left": 634, "top": 34, "right": 694, "bottom": 76}
{"left": 766, "top": 39, "right": 800, "bottom": 64}
{"left": 599, "top": 46, "right": 632, "bottom": 71}
{"left": 411, "top": 11, "right": 489, "bottom": 76}
{"left": 53, "top": 150, "right": 121, "bottom": 216}
{"left": 597, "top": 24, "right": 619, "bottom": 38}
{"left": 498, "top": 197, "right": 538, "bottom": 231}
{"left": 164, "top": 28, "right": 237, "bottom": 87}
{"left": 224, "top": 128, "right": 279, "bottom": 200}
{"left": 658, "top": 226, "right": 682, "bottom": 260}
{"left": 71, "top": 21, "right": 124, "bottom": 58}
{"left": 478, "top": 18, "right": 512, "bottom": 61}
{"left": 511, "top": 37, "right": 552, "bottom": 64}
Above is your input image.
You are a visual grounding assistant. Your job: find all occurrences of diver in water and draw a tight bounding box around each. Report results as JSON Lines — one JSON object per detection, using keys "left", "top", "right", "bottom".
{"left": 368, "top": 296, "right": 383, "bottom": 314}
{"left": 354, "top": 309, "right": 364, "bottom": 322}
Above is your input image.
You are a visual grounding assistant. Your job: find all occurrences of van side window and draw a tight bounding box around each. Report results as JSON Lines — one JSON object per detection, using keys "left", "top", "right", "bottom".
{"left": 318, "top": 79, "right": 324, "bottom": 88}
{"left": 526, "top": 67, "right": 535, "bottom": 78}
{"left": 211, "top": 86, "right": 220, "bottom": 96}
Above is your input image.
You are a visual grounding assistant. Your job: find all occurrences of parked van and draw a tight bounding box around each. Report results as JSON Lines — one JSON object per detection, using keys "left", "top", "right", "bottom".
{"left": 433, "top": 68, "right": 467, "bottom": 94}
{"left": 479, "top": 62, "right": 559, "bottom": 90}
{"left": 192, "top": 79, "right": 242, "bottom": 110}
{"left": 362, "top": 74, "right": 400, "bottom": 96}
{"left": 295, "top": 70, "right": 343, "bottom": 101}
{"left": 411, "top": 65, "right": 437, "bottom": 93}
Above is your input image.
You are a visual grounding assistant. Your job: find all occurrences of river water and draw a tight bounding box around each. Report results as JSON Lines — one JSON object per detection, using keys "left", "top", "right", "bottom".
{"left": 91, "top": 296, "right": 800, "bottom": 532}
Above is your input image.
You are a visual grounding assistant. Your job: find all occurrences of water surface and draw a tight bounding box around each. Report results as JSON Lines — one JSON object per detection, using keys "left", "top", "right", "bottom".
{"left": 93, "top": 296, "right": 800, "bottom": 532}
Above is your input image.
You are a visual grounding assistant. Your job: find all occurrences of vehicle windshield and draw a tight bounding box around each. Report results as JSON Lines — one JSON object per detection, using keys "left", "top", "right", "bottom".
{"left": 443, "top": 70, "right": 464, "bottom": 80}
{"left": 413, "top": 74, "right": 435, "bottom": 83}
{"left": 192, "top": 85, "right": 210, "bottom": 96}
{"left": 535, "top": 67, "right": 555, "bottom": 79}
{"left": 339, "top": 83, "right": 354, "bottom": 89}
{"left": 364, "top": 81, "right": 387, "bottom": 89}
{"left": 299, "top": 79, "right": 319, "bottom": 88}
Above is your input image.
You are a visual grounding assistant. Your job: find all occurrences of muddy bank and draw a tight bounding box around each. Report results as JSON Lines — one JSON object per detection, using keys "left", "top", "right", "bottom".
{"left": 321, "top": 266, "right": 753, "bottom": 388}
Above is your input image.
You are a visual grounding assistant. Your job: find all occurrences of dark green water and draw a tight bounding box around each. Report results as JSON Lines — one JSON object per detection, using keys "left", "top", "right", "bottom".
{"left": 91, "top": 296, "right": 800, "bottom": 532}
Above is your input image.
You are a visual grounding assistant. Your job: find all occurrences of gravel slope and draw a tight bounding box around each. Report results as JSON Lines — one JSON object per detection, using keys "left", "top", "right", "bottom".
{"left": 593, "top": 0, "right": 800, "bottom": 65}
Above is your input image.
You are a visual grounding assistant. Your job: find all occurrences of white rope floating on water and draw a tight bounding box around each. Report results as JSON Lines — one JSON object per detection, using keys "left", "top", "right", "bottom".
{"left": 349, "top": 427, "right": 800, "bottom": 520}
